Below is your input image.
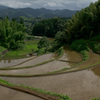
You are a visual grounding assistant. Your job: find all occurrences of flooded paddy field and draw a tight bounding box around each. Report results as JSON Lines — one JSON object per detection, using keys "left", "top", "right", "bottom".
{"left": 0, "top": 56, "right": 36, "bottom": 68}
{"left": 0, "top": 54, "right": 70, "bottom": 75}
{"left": 1, "top": 67, "right": 100, "bottom": 100}
{"left": 0, "top": 47, "right": 100, "bottom": 100}
{"left": 0, "top": 85, "right": 42, "bottom": 100}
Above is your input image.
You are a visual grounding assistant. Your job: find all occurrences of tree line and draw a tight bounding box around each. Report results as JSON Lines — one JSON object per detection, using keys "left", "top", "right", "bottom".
{"left": 32, "top": 17, "right": 69, "bottom": 37}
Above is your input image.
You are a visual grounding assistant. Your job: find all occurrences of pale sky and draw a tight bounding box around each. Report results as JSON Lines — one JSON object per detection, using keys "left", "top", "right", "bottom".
{"left": 0, "top": 0, "right": 98, "bottom": 10}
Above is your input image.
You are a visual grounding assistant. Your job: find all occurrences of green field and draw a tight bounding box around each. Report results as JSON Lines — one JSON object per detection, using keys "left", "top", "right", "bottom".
{"left": 2, "top": 40, "right": 39, "bottom": 59}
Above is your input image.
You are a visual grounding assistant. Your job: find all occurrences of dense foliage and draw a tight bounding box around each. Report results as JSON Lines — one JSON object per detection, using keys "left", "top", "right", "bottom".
{"left": 52, "top": 0, "right": 100, "bottom": 53}
{"left": 32, "top": 17, "right": 68, "bottom": 37}
{"left": 71, "top": 39, "right": 89, "bottom": 52}
{"left": 64, "top": 0, "right": 100, "bottom": 42}
{"left": 0, "top": 17, "right": 26, "bottom": 50}
{"left": 37, "top": 37, "right": 51, "bottom": 55}
{"left": 15, "top": 16, "right": 44, "bottom": 34}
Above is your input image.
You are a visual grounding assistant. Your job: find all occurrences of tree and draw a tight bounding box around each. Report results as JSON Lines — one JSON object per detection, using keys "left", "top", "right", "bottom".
{"left": 0, "top": 17, "right": 26, "bottom": 50}
{"left": 32, "top": 17, "right": 68, "bottom": 37}
{"left": 71, "top": 39, "right": 89, "bottom": 52}
{"left": 37, "top": 36, "right": 50, "bottom": 49}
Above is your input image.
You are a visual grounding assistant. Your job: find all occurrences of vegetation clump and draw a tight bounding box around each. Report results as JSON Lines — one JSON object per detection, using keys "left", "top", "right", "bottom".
{"left": 32, "top": 17, "right": 68, "bottom": 37}
{"left": 0, "top": 17, "right": 26, "bottom": 50}
{"left": 51, "top": 0, "right": 100, "bottom": 54}
{"left": 71, "top": 39, "right": 89, "bottom": 52}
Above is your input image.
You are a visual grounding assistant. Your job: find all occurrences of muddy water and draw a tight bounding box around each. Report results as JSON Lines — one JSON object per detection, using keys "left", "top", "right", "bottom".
{"left": 0, "top": 54, "right": 53, "bottom": 69}
{"left": 0, "top": 45, "right": 100, "bottom": 100}
{"left": 0, "top": 53, "right": 70, "bottom": 75}
{"left": 1, "top": 69, "right": 100, "bottom": 100}
{"left": 92, "top": 65, "right": 100, "bottom": 78}
{"left": 14, "top": 54, "right": 54, "bottom": 68}
{"left": 0, "top": 86, "right": 42, "bottom": 100}
{"left": 0, "top": 56, "right": 36, "bottom": 68}
{"left": 63, "top": 45, "right": 82, "bottom": 66}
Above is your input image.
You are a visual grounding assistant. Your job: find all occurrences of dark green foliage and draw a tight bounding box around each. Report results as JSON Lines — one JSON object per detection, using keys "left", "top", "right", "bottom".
{"left": 80, "top": 50, "right": 89, "bottom": 61}
{"left": 16, "top": 16, "right": 44, "bottom": 34}
{"left": 51, "top": 40, "right": 63, "bottom": 52}
{"left": 54, "top": 47, "right": 64, "bottom": 58}
{"left": 90, "top": 35, "right": 100, "bottom": 42}
{"left": 32, "top": 17, "right": 68, "bottom": 37}
{"left": 63, "top": 0, "right": 100, "bottom": 43}
{"left": 89, "top": 41, "right": 100, "bottom": 54}
{"left": 37, "top": 36, "right": 50, "bottom": 49}
{"left": 37, "top": 36, "right": 51, "bottom": 55}
{"left": 0, "top": 17, "right": 26, "bottom": 50}
{"left": 55, "top": 31, "right": 66, "bottom": 43}
{"left": 95, "top": 43, "right": 100, "bottom": 54}
{"left": 71, "top": 39, "right": 89, "bottom": 52}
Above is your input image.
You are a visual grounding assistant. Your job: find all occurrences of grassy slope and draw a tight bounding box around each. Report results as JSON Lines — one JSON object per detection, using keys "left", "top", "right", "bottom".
{"left": 3, "top": 40, "right": 39, "bottom": 59}
{"left": 0, "top": 46, "right": 6, "bottom": 53}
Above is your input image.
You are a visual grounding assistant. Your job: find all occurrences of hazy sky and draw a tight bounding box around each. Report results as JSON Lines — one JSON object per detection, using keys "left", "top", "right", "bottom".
{"left": 0, "top": 0, "right": 98, "bottom": 10}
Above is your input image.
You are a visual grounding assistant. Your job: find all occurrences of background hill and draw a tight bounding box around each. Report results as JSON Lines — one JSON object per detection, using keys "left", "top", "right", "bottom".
{"left": 0, "top": 5, "right": 77, "bottom": 18}
{"left": 0, "top": 4, "right": 9, "bottom": 9}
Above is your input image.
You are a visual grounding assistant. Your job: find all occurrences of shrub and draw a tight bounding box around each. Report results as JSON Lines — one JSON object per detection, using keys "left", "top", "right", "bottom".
{"left": 71, "top": 39, "right": 89, "bottom": 52}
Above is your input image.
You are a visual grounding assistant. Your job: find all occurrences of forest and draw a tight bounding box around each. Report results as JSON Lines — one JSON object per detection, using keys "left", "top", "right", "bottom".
{"left": 0, "top": 0, "right": 100, "bottom": 56}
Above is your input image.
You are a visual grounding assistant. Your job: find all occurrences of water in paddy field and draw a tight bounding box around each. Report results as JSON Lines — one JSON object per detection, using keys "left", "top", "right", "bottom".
{"left": 0, "top": 56, "right": 35, "bottom": 68}
{"left": 0, "top": 45, "right": 100, "bottom": 100}
{"left": 0, "top": 86, "right": 42, "bottom": 100}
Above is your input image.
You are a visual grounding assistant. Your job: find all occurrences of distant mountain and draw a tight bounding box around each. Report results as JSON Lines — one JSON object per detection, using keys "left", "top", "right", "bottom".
{"left": 0, "top": 4, "right": 9, "bottom": 9}
{"left": 0, "top": 5, "right": 77, "bottom": 18}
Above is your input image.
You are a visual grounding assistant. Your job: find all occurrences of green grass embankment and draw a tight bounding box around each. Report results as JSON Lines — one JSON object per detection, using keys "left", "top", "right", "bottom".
{"left": 0, "top": 78, "right": 70, "bottom": 100}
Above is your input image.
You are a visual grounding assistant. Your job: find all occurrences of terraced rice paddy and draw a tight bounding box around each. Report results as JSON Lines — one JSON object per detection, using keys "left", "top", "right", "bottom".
{"left": 0, "top": 48, "right": 100, "bottom": 100}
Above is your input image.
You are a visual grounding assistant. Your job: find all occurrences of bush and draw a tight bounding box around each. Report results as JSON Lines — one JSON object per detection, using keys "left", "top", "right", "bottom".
{"left": 89, "top": 42, "right": 100, "bottom": 54}
{"left": 37, "top": 36, "right": 50, "bottom": 49}
{"left": 90, "top": 35, "right": 100, "bottom": 42}
{"left": 80, "top": 50, "right": 89, "bottom": 61}
{"left": 0, "top": 46, "right": 6, "bottom": 53}
{"left": 71, "top": 39, "right": 89, "bottom": 52}
{"left": 94, "top": 43, "right": 100, "bottom": 54}
{"left": 37, "top": 48, "right": 46, "bottom": 55}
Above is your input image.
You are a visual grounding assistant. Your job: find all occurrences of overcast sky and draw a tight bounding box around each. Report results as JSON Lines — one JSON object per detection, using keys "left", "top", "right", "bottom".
{"left": 0, "top": 0, "right": 98, "bottom": 10}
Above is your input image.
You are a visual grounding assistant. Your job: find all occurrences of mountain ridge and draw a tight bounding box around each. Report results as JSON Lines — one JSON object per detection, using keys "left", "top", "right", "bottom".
{"left": 0, "top": 5, "right": 77, "bottom": 18}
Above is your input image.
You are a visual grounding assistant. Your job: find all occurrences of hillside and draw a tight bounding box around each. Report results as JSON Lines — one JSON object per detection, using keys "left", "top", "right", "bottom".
{"left": 0, "top": 5, "right": 77, "bottom": 18}
{"left": 0, "top": 4, "right": 9, "bottom": 9}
